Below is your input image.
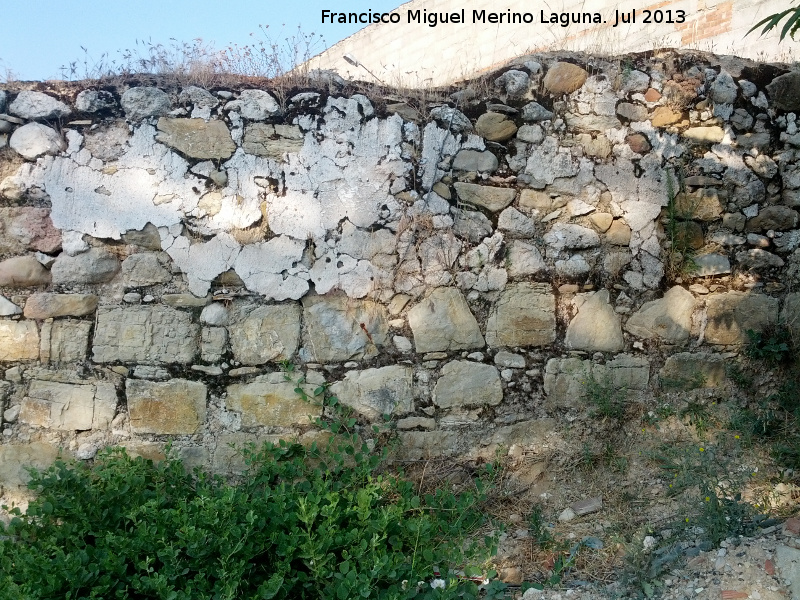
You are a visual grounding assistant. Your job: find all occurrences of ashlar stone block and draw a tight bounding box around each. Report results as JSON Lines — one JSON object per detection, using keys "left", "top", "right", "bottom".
{"left": 704, "top": 292, "right": 778, "bottom": 345}
{"left": 407, "top": 287, "right": 484, "bottom": 353}
{"left": 0, "top": 320, "right": 39, "bottom": 361}
{"left": 485, "top": 283, "right": 556, "bottom": 347}
{"left": 433, "top": 361, "right": 502, "bottom": 409}
{"left": 228, "top": 303, "right": 300, "bottom": 365}
{"left": 93, "top": 306, "right": 199, "bottom": 364}
{"left": 330, "top": 365, "right": 413, "bottom": 420}
{"left": 20, "top": 380, "right": 117, "bottom": 430}
{"left": 301, "top": 294, "right": 388, "bottom": 362}
{"left": 127, "top": 379, "right": 207, "bottom": 434}
{"left": 226, "top": 373, "right": 321, "bottom": 428}
{"left": 40, "top": 319, "right": 91, "bottom": 363}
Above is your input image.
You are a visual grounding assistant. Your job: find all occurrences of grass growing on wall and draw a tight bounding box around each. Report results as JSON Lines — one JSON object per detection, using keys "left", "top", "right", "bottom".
{"left": 53, "top": 25, "right": 327, "bottom": 87}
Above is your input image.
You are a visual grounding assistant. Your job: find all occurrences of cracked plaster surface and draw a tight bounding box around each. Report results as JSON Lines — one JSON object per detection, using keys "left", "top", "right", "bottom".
{"left": 23, "top": 95, "right": 416, "bottom": 300}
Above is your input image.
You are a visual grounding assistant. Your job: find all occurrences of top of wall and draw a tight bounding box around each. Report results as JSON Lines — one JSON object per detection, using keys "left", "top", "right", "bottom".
{"left": 308, "top": 0, "right": 793, "bottom": 87}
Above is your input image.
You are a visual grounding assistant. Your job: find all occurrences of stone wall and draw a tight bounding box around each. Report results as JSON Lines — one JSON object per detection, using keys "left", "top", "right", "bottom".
{"left": 1, "top": 50, "right": 800, "bottom": 500}
{"left": 308, "top": 0, "right": 789, "bottom": 86}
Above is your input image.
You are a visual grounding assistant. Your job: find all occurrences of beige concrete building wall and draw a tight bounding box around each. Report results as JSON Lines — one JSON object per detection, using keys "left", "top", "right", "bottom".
{"left": 309, "top": 0, "right": 793, "bottom": 86}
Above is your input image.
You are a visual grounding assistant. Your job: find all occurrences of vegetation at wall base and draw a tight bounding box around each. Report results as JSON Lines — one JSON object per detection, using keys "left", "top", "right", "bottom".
{"left": 0, "top": 436, "right": 499, "bottom": 600}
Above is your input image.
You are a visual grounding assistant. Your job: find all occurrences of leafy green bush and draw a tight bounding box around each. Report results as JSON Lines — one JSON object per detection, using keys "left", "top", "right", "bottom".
{"left": 0, "top": 433, "right": 498, "bottom": 600}
{"left": 745, "top": 328, "right": 793, "bottom": 366}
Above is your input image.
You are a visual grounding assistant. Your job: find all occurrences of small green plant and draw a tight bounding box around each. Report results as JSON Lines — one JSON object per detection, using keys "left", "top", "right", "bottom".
{"left": 481, "top": 579, "right": 509, "bottom": 600}
{"left": 620, "top": 57, "right": 634, "bottom": 84}
{"left": 575, "top": 441, "right": 629, "bottom": 473}
{"left": 623, "top": 441, "right": 761, "bottom": 598}
{"left": 695, "top": 482, "right": 757, "bottom": 546}
{"left": 619, "top": 528, "right": 670, "bottom": 599}
{"left": 729, "top": 373, "right": 800, "bottom": 471}
{"left": 726, "top": 363, "right": 754, "bottom": 389}
{"left": 680, "top": 400, "right": 716, "bottom": 436}
{"left": 528, "top": 505, "right": 555, "bottom": 548}
{"left": 585, "top": 373, "right": 628, "bottom": 422}
{"left": 544, "top": 537, "right": 603, "bottom": 587}
{"left": 771, "top": 434, "right": 800, "bottom": 470}
{"left": 657, "top": 403, "right": 676, "bottom": 419}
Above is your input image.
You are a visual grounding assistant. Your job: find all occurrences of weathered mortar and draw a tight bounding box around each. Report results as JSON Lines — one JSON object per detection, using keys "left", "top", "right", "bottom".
{"left": 1, "top": 50, "right": 799, "bottom": 498}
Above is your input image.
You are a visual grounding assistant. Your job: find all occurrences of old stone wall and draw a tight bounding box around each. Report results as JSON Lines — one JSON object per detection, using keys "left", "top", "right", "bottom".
{"left": 1, "top": 50, "right": 800, "bottom": 501}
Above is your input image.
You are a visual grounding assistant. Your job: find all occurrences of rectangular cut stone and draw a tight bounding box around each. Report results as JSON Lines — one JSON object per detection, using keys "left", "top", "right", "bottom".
{"left": 433, "top": 361, "right": 502, "bottom": 409}
{"left": 544, "top": 356, "right": 648, "bottom": 408}
{"left": 126, "top": 379, "right": 207, "bottom": 434}
{"left": 211, "top": 431, "right": 329, "bottom": 474}
{"left": 485, "top": 282, "right": 556, "bottom": 347}
{"left": 228, "top": 303, "right": 300, "bottom": 365}
{"left": 162, "top": 294, "right": 211, "bottom": 308}
{"left": 0, "top": 320, "right": 39, "bottom": 361}
{"left": 23, "top": 293, "right": 98, "bottom": 319}
{"left": 155, "top": 118, "right": 235, "bottom": 160}
{"left": 330, "top": 365, "right": 414, "bottom": 420}
{"left": 600, "top": 354, "right": 650, "bottom": 390}
{"left": 543, "top": 357, "right": 592, "bottom": 407}
{"left": 213, "top": 432, "right": 280, "bottom": 474}
{"left": 93, "top": 306, "right": 199, "bottom": 364}
{"left": 705, "top": 292, "right": 779, "bottom": 345}
{"left": 301, "top": 294, "right": 388, "bottom": 362}
{"left": 395, "top": 431, "right": 462, "bottom": 460}
{"left": 407, "top": 287, "right": 484, "bottom": 353}
{"left": 454, "top": 182, "right": 516, "bottom": 212}
{"left": 120, "top": 441, "right": 167, "bottom": 462}
{"left": 20, "top": 380, "right": 117, "bottom": 430}
{"left": 0, "top": 443, "right": 61, "bottom": 490}
{"left": 40, "top": 319, "right": 91, "bottom": 363}
{"left": 660, "top": 353, "right": 726, "bottom": 389}
{"left": 201, "top": 326, "right": 228, "bottom": 363}
{"left": 242, "top": 123, "right": 304, "bottom": 159}
{"left": 226, "top": 374, "right": 321, "bottom": 428}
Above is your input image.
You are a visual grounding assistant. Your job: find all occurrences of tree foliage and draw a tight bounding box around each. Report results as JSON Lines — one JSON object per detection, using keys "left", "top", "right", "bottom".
{"left": 748, "top": 2, "right": 800, "bottom": 41}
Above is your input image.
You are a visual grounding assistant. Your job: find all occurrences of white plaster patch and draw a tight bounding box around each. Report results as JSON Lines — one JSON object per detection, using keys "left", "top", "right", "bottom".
{"left": 270, "top": 106, "right": 407, "bottom": 239}
{"left": 33, "top": 125, "right": 201, "bottom": 239}
{"left": 525, "top": 136, "right": 579, "bottom": 184}
{"left": 39, "top": 157, "right": 188, "bottom": 239}
{"left": 234, "top": 236, "right": 309, "bottom": 301}
{"left": 205, "top": 195, "right": 262, "bottom": 231}
{"left": 161, "top": 231, "right": 241, "bottom": 297}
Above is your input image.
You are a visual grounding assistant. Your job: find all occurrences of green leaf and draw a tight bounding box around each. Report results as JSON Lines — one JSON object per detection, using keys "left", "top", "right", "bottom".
{"left": 337, "top": 582, "right": 349, "bottom": 600}
{"left": 464, "top": 565, "right": 482, "bottom": 578}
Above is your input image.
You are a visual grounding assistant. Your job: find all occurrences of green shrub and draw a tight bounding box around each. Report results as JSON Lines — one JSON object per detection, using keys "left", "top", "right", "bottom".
{"left": 0, "top": 434, "right": 498, "bottom": 600}
{"left": 745, "top": 328, "right": 793, "bottom": 366}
